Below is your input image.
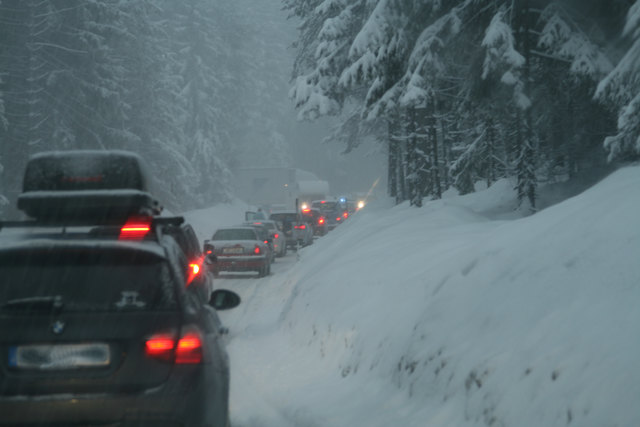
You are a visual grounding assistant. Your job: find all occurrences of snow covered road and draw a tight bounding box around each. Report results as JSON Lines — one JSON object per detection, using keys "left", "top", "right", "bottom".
{"left": 215, "top": 251, "right": 319, "bottom": 427}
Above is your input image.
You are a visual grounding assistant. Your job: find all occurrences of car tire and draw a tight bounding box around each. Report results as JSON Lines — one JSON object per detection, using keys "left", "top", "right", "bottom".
{"left": 258, "top": 264, "right": 268, "bottom": 278}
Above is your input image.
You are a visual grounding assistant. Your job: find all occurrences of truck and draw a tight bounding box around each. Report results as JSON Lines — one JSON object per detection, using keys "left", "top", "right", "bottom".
{"left": 233, "top": 167, "right": 329, "bottom": 211}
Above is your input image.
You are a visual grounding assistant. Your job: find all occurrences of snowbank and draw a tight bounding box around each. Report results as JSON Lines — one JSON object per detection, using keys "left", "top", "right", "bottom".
{"left": 192, "top": 166, "right": 640, "bottom": 427}
{"left": 181, "top": 199, "right": 250, "bottom": 242}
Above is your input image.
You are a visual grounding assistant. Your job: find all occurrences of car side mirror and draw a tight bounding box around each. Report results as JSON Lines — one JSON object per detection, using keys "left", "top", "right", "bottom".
{"left": 209, "top": 289, "right": 241, "bottom": 310}
{"left": 205, "top": 253, "right": 217, "bottom": 264}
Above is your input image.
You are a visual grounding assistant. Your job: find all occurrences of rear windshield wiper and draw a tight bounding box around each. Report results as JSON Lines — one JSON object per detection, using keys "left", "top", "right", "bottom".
{"left": 0, "top": 295, "right": 64, "bottom": 312}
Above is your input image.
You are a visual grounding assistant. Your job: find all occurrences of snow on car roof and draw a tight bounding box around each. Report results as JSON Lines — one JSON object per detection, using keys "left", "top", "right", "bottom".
{"left": 0, "top": 237, "right": 167, "bottom": 259}
{"left": 29, "top": 149, "right": 144, "bottom": 161}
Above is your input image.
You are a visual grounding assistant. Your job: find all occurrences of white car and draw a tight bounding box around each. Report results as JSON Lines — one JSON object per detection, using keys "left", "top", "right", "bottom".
{"left": 246, "top": 220, "right": 287, "bottom": 257}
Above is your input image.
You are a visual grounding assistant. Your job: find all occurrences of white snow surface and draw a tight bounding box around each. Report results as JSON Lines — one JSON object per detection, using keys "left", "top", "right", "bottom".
{"left": 182, "top": 166, "right": 640, "bottom": 427}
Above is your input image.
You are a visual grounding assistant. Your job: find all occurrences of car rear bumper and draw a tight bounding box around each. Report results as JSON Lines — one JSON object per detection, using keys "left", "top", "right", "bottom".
{"left": 215, "top": 256, "right": 267, "bottom": 272}
{"left": 0, "top": 392, "right": 181, "bottom": 426}
{"left": 0, "top": 366, "right": 228, "bottom": 426}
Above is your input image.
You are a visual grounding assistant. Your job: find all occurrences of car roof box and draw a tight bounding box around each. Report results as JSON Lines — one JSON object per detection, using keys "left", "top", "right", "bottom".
{"left": 17, "top": 150, "right": 162, "bottom": 221}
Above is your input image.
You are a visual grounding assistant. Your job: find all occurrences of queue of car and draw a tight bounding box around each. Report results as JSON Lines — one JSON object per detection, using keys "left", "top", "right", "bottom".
{"left": 0, "top": 150, "right": 240, "bottom": 426}
{"left": 204, "top": 197, "right": 359, "bottom": 279}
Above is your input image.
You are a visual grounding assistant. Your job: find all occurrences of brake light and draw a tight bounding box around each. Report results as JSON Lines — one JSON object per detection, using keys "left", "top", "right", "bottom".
{"left": 318, "top": 218, "right": 325, "bottom": 225}
{"left": 186, "top": 256, "right": 205, "bottom": 286}
{"left": 145, "top": 330, "right": 203, "bottom": 364}
{"left": 295, "top": 224, "right": 306, "bottom": 230}
{"left": 254, "top": 246, "right": 261, "bottom": 255}
{"left": 119, "top": 217, "right": 152, "bottom": 240}
{"left": 175, "top": 332, "right": 203, "bottom": 364}
{"left": 302, "top": 208, "right": 311, "bottom": 213}
{"left": 274, "top": 233, "right": 279, "bottom": 239}
{"left": 145, "top": 334, "right": 175, "bottom": 361}
{"left": 190, "top": 263, "right": 200, "bottom": 275}
{"left": 336, "top": 217, "right": 341, "bottom": 221}
{"left": 343, "top": 212, "right": 349, "bottom": 219}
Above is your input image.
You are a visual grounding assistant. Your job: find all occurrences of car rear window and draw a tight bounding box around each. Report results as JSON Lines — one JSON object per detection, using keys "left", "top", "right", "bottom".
{"left": 0, "top": 249, "right": 177, "bottom": 313}
{"left": 269, "top": 213, "right": 297, "bottom": 222}
{"left": 313, "top": 202, "right": 337, "bottom": 213}
{"left": 212, "top": 228, "right": 257, "bottom": 240}
{"left": 269, "top": 213, "right": 298, "bottom": 231}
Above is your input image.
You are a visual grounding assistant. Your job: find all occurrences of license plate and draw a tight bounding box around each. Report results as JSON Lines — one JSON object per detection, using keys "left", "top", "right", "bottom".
{"left": 8, "top": 343, "right": 110, "bottom": 370}
{"left": 223, "top": 247, "right": 243, "bottom": 254}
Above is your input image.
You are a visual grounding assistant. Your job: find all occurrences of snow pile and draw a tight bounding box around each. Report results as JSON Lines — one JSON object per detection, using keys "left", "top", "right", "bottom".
{"left": 181, "top": 199, "right": 250, "bottom": 242}
{"left": 190, "top": 166, "right": 640, "bottom": 427}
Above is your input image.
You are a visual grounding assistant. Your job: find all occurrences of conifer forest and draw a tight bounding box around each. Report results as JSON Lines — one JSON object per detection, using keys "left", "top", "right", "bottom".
{"left": 1, "top": 0, "right": 638, "bottom": 216}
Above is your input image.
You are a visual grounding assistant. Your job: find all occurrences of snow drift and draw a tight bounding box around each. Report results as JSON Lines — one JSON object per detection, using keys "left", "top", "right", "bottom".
{"left": 189, "top": 166, "right": 640, "bottom": 427}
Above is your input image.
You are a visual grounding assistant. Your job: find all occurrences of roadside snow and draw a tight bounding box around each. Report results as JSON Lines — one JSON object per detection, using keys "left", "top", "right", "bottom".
{"left": 181, "top": 199, "right": 251, "bottom": 242}
{"left": 183, "top": 166, "right": 640, "bottom": 427}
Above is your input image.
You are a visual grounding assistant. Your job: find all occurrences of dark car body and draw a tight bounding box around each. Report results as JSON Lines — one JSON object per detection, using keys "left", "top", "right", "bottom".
{"left": 311, "top": 200, "right": 348, "bottom": 230}
{"left": 301, "top": 208, "right": 328, "bottom": 236}
{"left": 164, "top": 222, "right": 215, "bottom": 294}
{"left": 0, "top": 225, "right": 236, "bottom": 427}
{"left": 0, "top": 149, "right": 239, "bottom": 426}
{"left": 208, "top": 226, "right": 271, "bottom": 277}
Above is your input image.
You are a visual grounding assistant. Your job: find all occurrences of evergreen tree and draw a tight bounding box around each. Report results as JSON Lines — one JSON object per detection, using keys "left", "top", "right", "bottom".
{"left": 596, "top": 0, "right": 640, "bottom": 161}
{"left": 286, "top": 0, "right": 625, "bottom": 210}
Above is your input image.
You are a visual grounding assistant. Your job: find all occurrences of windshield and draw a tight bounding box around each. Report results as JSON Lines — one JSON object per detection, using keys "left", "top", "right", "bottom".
{"left": 0, "top": 249, "right": 177, "bottom": 313}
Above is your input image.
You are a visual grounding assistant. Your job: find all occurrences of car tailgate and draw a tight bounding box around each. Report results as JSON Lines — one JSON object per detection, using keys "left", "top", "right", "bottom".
{"left": 0, "top": 311, "right": 182, "bottom": 395}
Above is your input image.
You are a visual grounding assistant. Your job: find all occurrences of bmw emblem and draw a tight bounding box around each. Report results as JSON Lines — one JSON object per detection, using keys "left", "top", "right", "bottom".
{"left": 51, "top": 320, "right": 66, "bottom": 335}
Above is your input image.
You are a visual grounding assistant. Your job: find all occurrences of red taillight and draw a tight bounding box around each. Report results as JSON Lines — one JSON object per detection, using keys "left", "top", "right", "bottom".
{"left": 254, "top": 246, "right": 261, "bottom": 255}
{"left": 318, "top": 218, "right": 325, "bottom": 225}
{"left": 343, "top": 212, "right": 349, "bottom": 219}
{"left": 295, "top": 224, "right": 306, "bottom": 230}
{"left": 336, "top": 217, "right": 341, "bottom": 221}
{"left": 190, "top": 263, "right": 200, "bottom": 275}
{"left": 175, "top": 332, "right": 203, "bottom": 364}
{"left": 187, "top": 256, "right": 204, "bottom": 286}
{"left": 119, "top": 217, "right": 152, "bottom": 240}
{"left": 274, "top": 233, "right": 279, "bottom": 239}
{"left": 145, "top": 334, "right": 175, "bottom": 361}
{"left": 302, "top": 208, "right": 311, "bottom": 213}
{"left": 145, "top": 330, "right": 203, "bottom": 364}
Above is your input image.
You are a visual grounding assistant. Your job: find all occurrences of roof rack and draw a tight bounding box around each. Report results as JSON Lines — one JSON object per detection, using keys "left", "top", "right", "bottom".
{"left": 0, "top": 216, "right": 184, "bottom": 231}
{"left": 16, "top": 150, "right": 163, "bottom": 221}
